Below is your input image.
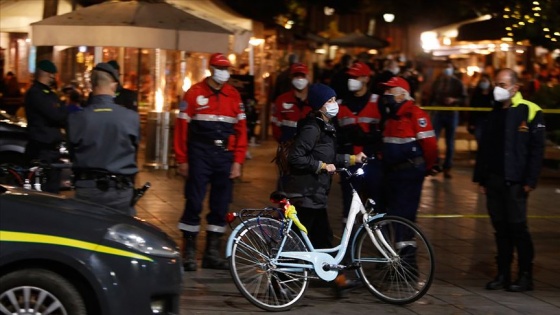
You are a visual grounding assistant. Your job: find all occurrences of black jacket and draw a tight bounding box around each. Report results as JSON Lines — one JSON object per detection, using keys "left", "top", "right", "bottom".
{"left": 473, "top": 92, "right": 546, "bottom": 188}
{"left": 285, "top": 113, "right": 351, "bottom": 209}
{"left": 24, "top": 81, "right": 67, "bottom": 145}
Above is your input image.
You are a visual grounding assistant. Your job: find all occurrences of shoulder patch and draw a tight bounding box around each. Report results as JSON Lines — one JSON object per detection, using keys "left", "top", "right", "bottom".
{"left": 418, "top": 117, "right": 427, "bottom": 128}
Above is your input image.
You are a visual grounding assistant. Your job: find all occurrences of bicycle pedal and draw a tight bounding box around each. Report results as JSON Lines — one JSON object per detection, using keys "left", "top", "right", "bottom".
{"left": 343, "top": 263, "right": 361, "bottom": 270}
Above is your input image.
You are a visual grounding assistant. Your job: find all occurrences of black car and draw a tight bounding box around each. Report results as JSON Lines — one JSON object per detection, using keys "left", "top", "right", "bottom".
{"left": 0, "top": 185, "right": 182, "bottom": 314}
{"left": 0, "top": 110, "right": 27, "bottom": 164}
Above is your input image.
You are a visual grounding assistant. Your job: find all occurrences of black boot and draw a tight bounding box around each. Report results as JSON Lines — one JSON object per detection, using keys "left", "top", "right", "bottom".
{"left": 486, "top": 274, "right": 510, "bottom": 290}
{"left": 183, "top": 234, "right": 197, "bottom": 271}
{"left": 202, "top": 231, "right": 229, "bottom": 270}
{"left": 507, "top": 272, "right": 533, "bottom": 292}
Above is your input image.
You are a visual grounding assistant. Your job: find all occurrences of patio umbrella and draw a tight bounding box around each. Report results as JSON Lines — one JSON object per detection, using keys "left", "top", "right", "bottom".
{"left": 30, "top": 0, "right": 233, "bottom": 53}
{"left": 329, "top": 32, "right": 389, "bottom": 49}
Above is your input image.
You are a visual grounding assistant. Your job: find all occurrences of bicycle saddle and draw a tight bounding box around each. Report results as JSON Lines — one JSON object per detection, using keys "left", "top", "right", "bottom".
{"left": 269, "top": 191, "right": 304, "bottom": 203}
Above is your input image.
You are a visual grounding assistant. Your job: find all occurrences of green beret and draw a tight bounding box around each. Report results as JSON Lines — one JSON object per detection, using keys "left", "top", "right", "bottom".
{"left": 37, "top": 60, "right": 57, "bottom": 74}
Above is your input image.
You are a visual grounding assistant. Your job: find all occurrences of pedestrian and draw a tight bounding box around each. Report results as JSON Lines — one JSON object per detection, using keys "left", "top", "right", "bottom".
{"left": 270, "top": 53, "right": 299, "bottom": 101}
{"left": 107, "top": 60, "right": 139, "bottom": 111}
{"left": 271, "top": 62, "right": 313, "bottom": 189}
{"left": 329, "top": 54, "right": 353, "bottom": 100}
{"left": 335, "top": 62, "right": 383, "bottom": 226}
{"left": 473, "top": 68, "right": 546, "bottom": 292}
{"left": 378, "top": 77, "right": 438, "bottom": 280}
{"left": 284, "top": 83, "right": 366, "bottom": 297}
{"left": 467, "top": 73, "right": 494, "bottom": 144}
{"left": 62, "top": 86, "right": 83, "bottom": 113}
{"left": 174, "top": 52, "right": 248, "bottom": 271}
{"left": 24, "top": 60, "right": 68, "bottom": 193}
{"left": 428, "top": 61, "right": 467, "bottom": 178}
{"left": 67, "top": 63, "right": 140, "bottom": 215}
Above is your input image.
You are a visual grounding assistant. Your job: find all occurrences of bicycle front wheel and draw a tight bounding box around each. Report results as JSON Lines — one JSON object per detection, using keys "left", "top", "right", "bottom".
{"left": 353, "top": 216, "right": 434, "bottom": 304}
{"left": 230, "top": 218, "right": 309, "bottom": 312}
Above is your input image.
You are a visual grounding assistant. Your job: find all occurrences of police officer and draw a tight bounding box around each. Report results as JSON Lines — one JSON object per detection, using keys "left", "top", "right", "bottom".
{"left": 379, "top": 77, "right": 438, "bottom": 278}
{"left": 174, "top": 53, "right": 247, "bottom": 271}
{"left": 108, "top": 60, "right": 139, "bottom": 111}
{"left": 67, "top": 63, "right": 140, "bottom": 215}
{"left": 335, "top": 62, "right": 383, "bottom": 225}
{"left": 24, "top": 60, "right": 68, "bottom": 193}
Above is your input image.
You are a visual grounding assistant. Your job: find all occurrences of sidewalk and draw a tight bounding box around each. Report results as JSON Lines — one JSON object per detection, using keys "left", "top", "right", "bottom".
{"left": 134, "top": 139, "right": 560, "bottom": 314}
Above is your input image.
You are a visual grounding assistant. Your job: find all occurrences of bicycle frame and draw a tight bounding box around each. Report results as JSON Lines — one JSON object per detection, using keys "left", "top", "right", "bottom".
{"left": 226, "top": 180, "right": 395, "bottom": 282}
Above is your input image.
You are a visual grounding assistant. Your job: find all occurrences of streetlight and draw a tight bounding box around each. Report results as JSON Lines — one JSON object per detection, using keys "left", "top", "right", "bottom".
{"left": 383, "top": 13, "right": 395, "bottom": 23}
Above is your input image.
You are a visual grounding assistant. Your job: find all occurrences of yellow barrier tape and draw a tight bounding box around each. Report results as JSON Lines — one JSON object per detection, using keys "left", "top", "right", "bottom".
{"left": 417, "top": 214, "right": 560, "bottom": 219}
{"left": 420, "top": 106, "right": 560, "bottom": 114}
{"left": 284, "top": 205, "right": 308, "bottom": 234}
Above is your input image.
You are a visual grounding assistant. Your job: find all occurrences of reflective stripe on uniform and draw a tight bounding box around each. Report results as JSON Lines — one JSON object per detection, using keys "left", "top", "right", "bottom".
{"left": 338, "top": 117, "right": 357, "bottom": 126}
{"left": 177, "top": 112, "right": 189, "bottom": 121}
{"left": 383, "top": 137, "right": 417, "bottom": 144}
{"left": 0, "top": 230, "right": 153, "bottom": 262}
{"left": 358, "top": 117, "right": 379, "bottom": 124}
{"left": 281, "top": 120, "right": 298, "bottom": 127}
{"left": 193, "top": 114, "right": 238, "bottom": 124}
{"left": 238, "top": 113, "right": 246, "bottom": 120}
{"left": 206, "top": 225, "right": 226, "bottom": 233}
{"left": 417, "top": 130, "right": 436, "bottom": 139}
{"left": 178, "top": 223, "right": 200, "bottom": 233}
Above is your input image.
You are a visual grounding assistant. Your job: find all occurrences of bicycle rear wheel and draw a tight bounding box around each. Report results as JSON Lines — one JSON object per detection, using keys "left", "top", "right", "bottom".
{"left": 353, "top": 216, "right": 434, "bottom": 304}
{"left": 229, "top": 218, "right": 309, "bottom": 312}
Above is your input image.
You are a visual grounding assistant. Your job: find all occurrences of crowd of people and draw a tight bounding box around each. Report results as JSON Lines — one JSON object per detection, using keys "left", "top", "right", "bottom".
{"left": 270, "top": 52, "right": 547, "bottom": 295}
{"left": 13, "top": 51, "right": 548, "bottom": 298}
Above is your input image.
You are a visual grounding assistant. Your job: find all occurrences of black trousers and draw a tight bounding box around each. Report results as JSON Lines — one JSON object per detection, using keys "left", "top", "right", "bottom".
{"left": 24, "top": 140, "right": 61, "bottom": 194}
{"left": 75, "top": 184, "right": 135, "bottom": 216}
{"left": 485, "top": 173, "right": 534, "bottom": 274}
{"left": 295, "top": 207, "right": 333, "bottom": 250}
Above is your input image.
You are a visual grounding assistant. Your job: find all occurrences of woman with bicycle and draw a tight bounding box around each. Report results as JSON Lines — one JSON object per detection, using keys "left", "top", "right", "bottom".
{"left": 284, "top": 83, "right": 366, "bottom": 296}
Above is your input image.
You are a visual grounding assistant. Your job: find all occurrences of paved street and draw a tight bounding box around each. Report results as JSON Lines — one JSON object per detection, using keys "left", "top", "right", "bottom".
{"left": 133, "top": 140, "right": 560, "bottom": 315}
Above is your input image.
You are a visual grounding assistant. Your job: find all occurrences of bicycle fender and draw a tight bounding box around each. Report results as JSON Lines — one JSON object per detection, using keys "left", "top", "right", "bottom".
{"left": 350, "top": 213, "right": 386, "bottom": 260}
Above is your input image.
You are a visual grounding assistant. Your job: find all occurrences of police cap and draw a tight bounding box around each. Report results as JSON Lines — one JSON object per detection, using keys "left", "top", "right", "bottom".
{"left": 108, "top": 60, "right": 120, "bottom": 71}
{"left": 93, "top": 62, "right": 120, "bottom": 83}
{"left": 37, "top": 60, "right": 57, "bottom": 74}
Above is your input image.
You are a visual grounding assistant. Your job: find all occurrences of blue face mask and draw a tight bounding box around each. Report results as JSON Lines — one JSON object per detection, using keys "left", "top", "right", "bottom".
{"left": 479, "top": 81, "right": 490, "bottom": 90}
{"left": 444, "top": 68, "right": 454, "bottom": 76}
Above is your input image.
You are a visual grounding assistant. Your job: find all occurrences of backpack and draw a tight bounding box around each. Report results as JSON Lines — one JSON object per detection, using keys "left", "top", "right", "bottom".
{"left": 272, "top": 118, "right": 320, "bottom": 176}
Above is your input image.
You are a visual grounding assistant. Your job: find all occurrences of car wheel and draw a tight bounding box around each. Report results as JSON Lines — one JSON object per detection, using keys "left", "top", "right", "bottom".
{"left": 0, "top": 268, "right": 87, "bottom": 315}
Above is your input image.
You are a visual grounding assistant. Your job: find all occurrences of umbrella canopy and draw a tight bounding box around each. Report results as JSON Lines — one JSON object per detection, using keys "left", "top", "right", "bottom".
{"left": 30, "top": 0, "right": 233, "bottom": 53}
{"left": 329, "top": 32, "right": 389, "bottom": 49}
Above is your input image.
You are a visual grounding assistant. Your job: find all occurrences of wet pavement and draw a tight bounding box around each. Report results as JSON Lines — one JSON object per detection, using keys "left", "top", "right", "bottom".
{"left": 133, "top": 139, "right": 560, "bottom": 315}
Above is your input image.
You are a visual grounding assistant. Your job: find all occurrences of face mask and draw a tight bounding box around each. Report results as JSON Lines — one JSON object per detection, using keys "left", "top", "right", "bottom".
{"left": 391, "top": 67, "right": 400, "bottom": 75}
{"left": 444, "top": 68, "right": 454, "bottom": 76}
{"left": 493, "top": 86, "right": 511, "bottom": 102}
{"left": 479, "top": 81, "right": 490, "bottom": 90}
{"left": 324, "top": 100, "right": 339, "bottom": 118}
{"left": 347, "top": 78, "right": 363, "bottom": 92}
{"left": 380, "top": 94, "right": 400, "bottom": 116}
{"left": 292, "top": 78, "right": 308, "bottom": 90}
{"left": 212, "top": 68, "right": 230, "bottom": 84}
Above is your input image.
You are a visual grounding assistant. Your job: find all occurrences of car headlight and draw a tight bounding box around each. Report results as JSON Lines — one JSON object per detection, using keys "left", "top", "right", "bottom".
{"left": 104, "top": 224, "right": 180, "bottom": 258}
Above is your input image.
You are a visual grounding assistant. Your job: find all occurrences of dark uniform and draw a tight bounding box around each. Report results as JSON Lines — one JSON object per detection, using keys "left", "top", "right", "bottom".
{"left": 67, "top": 64, "right": 140, "bottom": 215}
{"left": 115, "top": 86, "right": 139, "bottom": 111}
{"left": 24, "top": 61, "right": 68, "bottom": 193}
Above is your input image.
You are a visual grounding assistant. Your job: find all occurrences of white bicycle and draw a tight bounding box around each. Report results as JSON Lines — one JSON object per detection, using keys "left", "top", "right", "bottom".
{"left": 225, "top": 160, "right": 435, "bottom": 311}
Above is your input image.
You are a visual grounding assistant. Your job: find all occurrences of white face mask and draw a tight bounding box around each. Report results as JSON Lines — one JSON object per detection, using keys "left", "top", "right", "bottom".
{"left": 347, "top": 78, "right": 363, "bottom": 92}
{"left": 444, "top": 68, "right": 454, "bottom": 76}
{"left": 391, "top": 67, "right": 400, "bottom": 75}
{"left": 479, "top": 81, "right": 490, "bottom": 90}
{"left": 292, "top": 78, "right": 308, "bottom": 90}
{"left": 324, "top": 100, "right": 339, "bottom": 118}
{"left": 212, "top": 68, "right": 230, "bottom": 84}
{"left": 493, "top": 86, "right": 511, "bottom": 102}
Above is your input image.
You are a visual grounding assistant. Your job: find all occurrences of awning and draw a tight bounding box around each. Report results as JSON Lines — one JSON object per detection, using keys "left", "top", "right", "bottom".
{"left": 168, "top": 0, "right": 262, "bottom": 53}
{"left": 0, "top": 0, "right": 74, "bottom": 33}
{"left": 457, "top": 18, "right": 507, "bottom": 42}
{"left": 30, "top": 1, "right": 233, "bottom": 53}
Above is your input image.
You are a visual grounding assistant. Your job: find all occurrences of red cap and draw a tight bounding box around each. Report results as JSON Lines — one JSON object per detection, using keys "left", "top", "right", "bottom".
{"left": 347, "top": 62, "right": 371, "bottom": 77}
{"left": 381, "top": 76, "right": 410, "bottom": 93}
{"left": 290, "top": 63, "right": 309, "bottom": 75}
{"left": 209, "top": 53, "right": 232, "bottom": 67}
